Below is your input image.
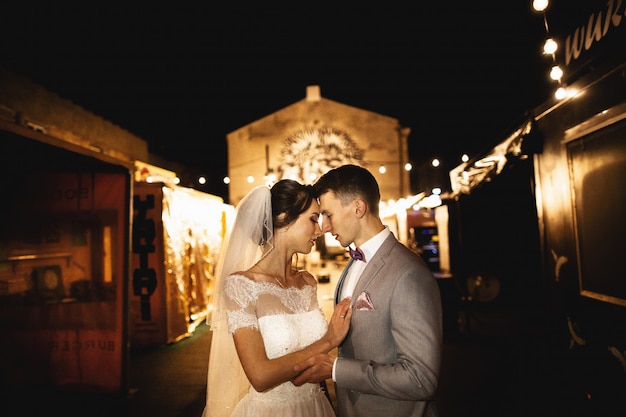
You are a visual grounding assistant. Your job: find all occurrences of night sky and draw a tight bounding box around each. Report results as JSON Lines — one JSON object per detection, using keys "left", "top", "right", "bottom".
{"left": 2, "top": 2, "right": 553, "bottom": 195}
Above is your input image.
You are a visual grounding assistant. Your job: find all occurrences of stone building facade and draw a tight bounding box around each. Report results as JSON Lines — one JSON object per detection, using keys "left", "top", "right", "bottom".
{"left": 226, "top": 85, "right": 411, "bottom": 205}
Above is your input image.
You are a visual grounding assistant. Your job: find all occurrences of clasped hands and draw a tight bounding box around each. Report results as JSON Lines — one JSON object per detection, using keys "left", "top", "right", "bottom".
{"left": 292, "top": 297, "right": 352, "bottom": 386}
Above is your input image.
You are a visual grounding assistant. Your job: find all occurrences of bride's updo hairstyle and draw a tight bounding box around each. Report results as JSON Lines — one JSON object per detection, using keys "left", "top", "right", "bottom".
{"left": 271, "top": 179, "right": 316, "bottom": 229}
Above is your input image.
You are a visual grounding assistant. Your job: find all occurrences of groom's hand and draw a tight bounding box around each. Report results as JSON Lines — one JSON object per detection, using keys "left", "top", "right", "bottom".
{"left": 292, "top": 353, "right": 334, "bottom": 386}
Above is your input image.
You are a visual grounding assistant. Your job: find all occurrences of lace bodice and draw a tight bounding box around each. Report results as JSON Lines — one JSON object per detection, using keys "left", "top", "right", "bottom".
{"left": 225, "top": 274, "right": 328, "bottom": 358}
{"left": 222, "top": 275, "right": 336, "bottom": 416}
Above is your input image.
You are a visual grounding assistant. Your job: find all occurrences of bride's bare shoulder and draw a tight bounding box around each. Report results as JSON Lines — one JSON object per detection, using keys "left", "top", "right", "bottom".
{"left": 231, "top": 270, "right": 272, "bottom": 285}
{"left": 296, "top": 270, "right": 317, "bottom": 286}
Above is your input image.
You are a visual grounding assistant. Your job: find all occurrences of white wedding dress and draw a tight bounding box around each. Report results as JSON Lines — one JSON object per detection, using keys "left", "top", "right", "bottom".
{"left": 223, "top": 274, "right": 336, "bottom": 417}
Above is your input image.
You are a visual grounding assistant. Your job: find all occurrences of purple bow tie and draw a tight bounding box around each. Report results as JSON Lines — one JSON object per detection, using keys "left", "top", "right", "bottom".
{"left": 349, "top": 247, "right": 366, "bottom": 262}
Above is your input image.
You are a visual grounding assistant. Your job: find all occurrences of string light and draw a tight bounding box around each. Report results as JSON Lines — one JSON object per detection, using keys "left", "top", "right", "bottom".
{"left": 532, "top": 0, "right": 548, "bottom": 12}
{"left": 555, "top": 87, "right": 568, "bottom": 100}
{"left": 532, "top": 0, "right": 568, "bottom": 100}
{"left": 549, "top": 65, "right": 563, "bottom": 81}
{"left": 543, "top": 38, "right": 557, "bottom": 55}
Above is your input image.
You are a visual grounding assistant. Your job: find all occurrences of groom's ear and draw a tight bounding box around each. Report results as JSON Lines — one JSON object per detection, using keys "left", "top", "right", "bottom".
{"left": 354, "top": 199, "right": 367, "bottom": 218}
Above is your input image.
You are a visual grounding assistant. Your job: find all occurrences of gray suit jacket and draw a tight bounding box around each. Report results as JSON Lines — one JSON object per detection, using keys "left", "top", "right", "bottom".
{"left": 334, "top": 234, "right": 442, "bottom": 417}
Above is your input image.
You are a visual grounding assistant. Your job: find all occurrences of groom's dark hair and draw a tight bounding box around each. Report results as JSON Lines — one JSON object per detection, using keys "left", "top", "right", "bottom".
{"left": 313, "top": 164, "right": 380, "bottom": 217}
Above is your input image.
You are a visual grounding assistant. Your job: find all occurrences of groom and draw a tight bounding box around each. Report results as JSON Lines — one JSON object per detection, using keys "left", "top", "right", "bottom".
{"left": 293, "top": 164, "right": 443, "bottom": 417}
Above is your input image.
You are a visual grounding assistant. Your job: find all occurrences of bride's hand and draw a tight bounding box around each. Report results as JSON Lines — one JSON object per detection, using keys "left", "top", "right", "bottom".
{"left": 325, "top": 298, "right": 352, "bottom": 347}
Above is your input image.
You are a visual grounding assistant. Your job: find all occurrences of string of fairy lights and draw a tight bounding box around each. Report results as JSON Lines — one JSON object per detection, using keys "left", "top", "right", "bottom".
{"left": 174, "top": 2, "right": 576, "bottom": 194}
{"left": 532, "top": 0, "right": 576, "bottom": 100}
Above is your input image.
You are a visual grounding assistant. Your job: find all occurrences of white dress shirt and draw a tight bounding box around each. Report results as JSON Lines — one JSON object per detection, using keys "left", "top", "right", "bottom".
{"left": 339, "top": 226, "right": 391, "bottom": 301}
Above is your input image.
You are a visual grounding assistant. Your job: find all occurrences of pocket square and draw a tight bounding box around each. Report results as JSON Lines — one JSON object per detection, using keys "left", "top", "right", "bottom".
{"left": 355, "top": 291, "right": 375, "bottom": 310}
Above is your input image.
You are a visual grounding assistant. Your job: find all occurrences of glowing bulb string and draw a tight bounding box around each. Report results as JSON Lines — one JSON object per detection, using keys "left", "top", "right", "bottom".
{"left": 532, "top": 0, "right": 567, "bottom": 99}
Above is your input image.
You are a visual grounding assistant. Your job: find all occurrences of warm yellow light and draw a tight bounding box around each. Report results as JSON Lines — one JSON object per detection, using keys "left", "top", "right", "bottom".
{"left": 550, "top": 65, "right": 563, "bottom": 80}
{"left": 247, "top": 176, "right": 254, "bottom": 183}
{"left": 431, "top": 158, "right": 440, "bottom": 168}
{"left": 554, "top": 86, "right": 580, "bottom": 100}
{"left": 543, "top": 38, "right": 557, "bottom": 54}
{"left": 533, "top": 0, "right": 549, "bottom": 12}
{"left": 103, "top": 226, "right": 112, "bottom": 283}
{"left": 223, "top": 176, "right": 230, "bottom": 184}
{"left": 404, "top": 162, "right": 413, "bottom": 171}
{"left": 379, "top": 165, "right": 387, "bottom": 174}
{"left": 198, "top": 176, "right": 206, "bottom": 185}
{"left": 555, "top": 87, "right": 567, "bottom": 100}
{"left": 461, "top": 154, "right": 469, "bottom": 163}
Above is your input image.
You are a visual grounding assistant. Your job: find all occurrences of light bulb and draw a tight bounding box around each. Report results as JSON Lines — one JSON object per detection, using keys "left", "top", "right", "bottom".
{"left": 533, "top": 0, "right": 549, "bottom": 12}
{"left": 550, "top": 65, "right": 563, "bottom": 80}
{"left": 543, "top": 38, "right": 557, "bottom": 54}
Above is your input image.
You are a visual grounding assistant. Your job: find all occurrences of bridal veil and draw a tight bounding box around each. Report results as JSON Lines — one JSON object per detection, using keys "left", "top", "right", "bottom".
{"left": 202, "top": 185, "right": 274, "bottom": 417}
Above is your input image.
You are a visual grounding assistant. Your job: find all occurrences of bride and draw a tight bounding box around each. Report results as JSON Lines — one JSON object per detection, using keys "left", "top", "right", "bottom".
{"left": 202, "top": 179, "right": 352, "bottom": 417}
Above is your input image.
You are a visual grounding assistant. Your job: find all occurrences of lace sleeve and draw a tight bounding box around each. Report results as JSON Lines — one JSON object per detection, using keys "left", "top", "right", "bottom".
{"left": 225, "top": 275, "right": 258, "bottom": 334}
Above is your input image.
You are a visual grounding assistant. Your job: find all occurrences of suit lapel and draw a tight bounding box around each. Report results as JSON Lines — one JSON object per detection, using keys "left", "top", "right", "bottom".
{"left": 352, "top": 256, "right": 383, "bottom": 299}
